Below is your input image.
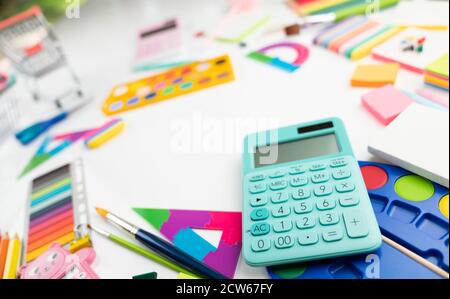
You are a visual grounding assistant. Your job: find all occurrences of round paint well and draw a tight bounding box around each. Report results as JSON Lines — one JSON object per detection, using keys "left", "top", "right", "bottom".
{"left": 113, "top": 86, "right": 128, "bottom": 97}
{"left": 270, "top": 264, "right": 306, "bottom": 279}
{"left": 196, "top": 63, "right": 211, "bottom": 72}
{"left": 136, "top": 86, "right": 151, "bottom": 97}
{"left": 360, "top": 166, "right": 388, "bottom": 190}
{"left": 439, "top": 195, "right": 449, "bottom": 219}
{"left": 394, "top": 175, "right": 435, "bottom": 202}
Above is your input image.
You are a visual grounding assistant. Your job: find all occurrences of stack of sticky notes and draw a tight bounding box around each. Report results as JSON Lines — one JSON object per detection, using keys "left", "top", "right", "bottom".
{"left": 361, "top": 85, "right": 413, "bottom": 125}
{"left": 313, "top": 16, "right": 403, "bottom": 60}
{"left": 424, "top": 53, "right": 449, "bottom": 91}
{"left": 288, "top": 0, "right": 400, "bottom": 22}
{"left": 351, "top": 63, "right": 400, "bottom": 87}
{"left": 369, "top": 103, "right": 449, "bottom": 188}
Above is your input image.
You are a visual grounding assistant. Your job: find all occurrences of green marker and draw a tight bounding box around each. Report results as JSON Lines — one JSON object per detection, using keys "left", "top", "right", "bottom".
{"left": 89, "top": 224, "right": 200, "bottom": 278}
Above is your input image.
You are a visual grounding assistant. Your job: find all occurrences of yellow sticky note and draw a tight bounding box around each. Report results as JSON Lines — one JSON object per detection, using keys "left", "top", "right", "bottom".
{"left": 351, "top": 63, "right": 400, "bottom": 87}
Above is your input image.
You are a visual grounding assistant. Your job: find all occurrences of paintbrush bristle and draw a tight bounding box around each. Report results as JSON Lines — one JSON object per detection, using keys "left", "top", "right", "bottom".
{"left": 95, "top": 207, "right": 109, "bottom": 218}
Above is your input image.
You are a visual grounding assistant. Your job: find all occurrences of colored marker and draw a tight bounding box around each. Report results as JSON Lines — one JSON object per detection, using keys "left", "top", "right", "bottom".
{"left": 3, "top": 234, "right": 21, "bottom": 279}
{"left": 95, "top": 207, "right": 227, "bottom": 279}
{"left": 89, "top": 224, "right": 199, "bottom": 278}
{"left": 0, "top": 233, "right": 10, "bottom": 278}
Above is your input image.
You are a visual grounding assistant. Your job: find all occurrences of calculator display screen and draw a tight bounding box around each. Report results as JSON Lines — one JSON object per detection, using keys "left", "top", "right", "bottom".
{"left": 254, "top": 134, "right": 339, "bottom": 167}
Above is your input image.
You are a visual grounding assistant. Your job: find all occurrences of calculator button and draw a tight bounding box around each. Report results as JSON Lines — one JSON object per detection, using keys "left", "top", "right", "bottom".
{"left": 330, "top": 158, "right": 348, "bottom": 168}
{"left": 314, "top": 184, "right": 333, "bottom": 197}
{"left": 292, "top": 188, "right": 311, "bottom": 200}
{"left": 343, "top": 210, "right": 369, "bottom": 238}
{"left": 249, "top": 183, "right": 267, "bottom": 194}
{"left": 323, "top": 228, "right": 344, "bottom": 242}
{"left": 271, "top": 192, "right": 289, "bottom": 204}
{"left": 289, "top": 165, "right": 306, "bottom": 175}
{"left": 316, "top": 198, "right": 336, "bottom": 211}
{"left": 339, "top": 196, "right": 360, "bottom": 207}
{"left": 319, "top": 212, "right": 340, "bottom": 226}
{"left": 290, "top": 175, "right": 308, "bottom": 187}
{"left": 310, "top": 163, "right": 327, "bottom": 171}
{"left": 311, "top": 172, "right": 330, "bottom": 184}
{"left": 294, "top": 201, "right": 314, "bottom": 214}
{"left": 272, "top": 205, "right": 291, "bottom": 218}
{"left": 250, "top": 195, "right": 268, "bottom": 207}
{"left": 269, "top": 171, "right": 286, "bottom": 178}
{"left": 249, "top": 174, "right": 266, "bottom": 182}
{"left": 250, "top": 222, "right": 270, "bottom": 236}
{"left": 336, "top": 182, "right": 356, "bottom": 193}
{"left": 274, "top": 235, "right": 295, "bottom": 249}
{"left": 250, "top": 208, "right": 269, "bottom": 221}
{"left": 296, "top": 215, "right": 316, "bottom": 229}
{"left": 273, "top": 220, "right": 293, "bottom": 233}
{"left": 252, "top": 239, "right": 271, "bottom": 252}
{"left": 298, "top": 232, "right": 319, "bottom": 246}
{"left": 332, "top": 169, "right": 351, "bottom": 180}
{"left": 269, "top": 180, "right": 288, "bottom": 191}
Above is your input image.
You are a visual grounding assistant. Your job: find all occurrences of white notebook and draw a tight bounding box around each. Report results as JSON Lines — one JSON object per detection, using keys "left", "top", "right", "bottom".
{"left": 368, "top": 104, "right": 449, "bottom": 187}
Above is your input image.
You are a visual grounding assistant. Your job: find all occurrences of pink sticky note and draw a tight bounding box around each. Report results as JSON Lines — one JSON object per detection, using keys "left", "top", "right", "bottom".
{"left": 362, "top": 85, "right": 413, "bottom": 125}
{"left": 417, "top": 88, "right": 449, "bottom": 108}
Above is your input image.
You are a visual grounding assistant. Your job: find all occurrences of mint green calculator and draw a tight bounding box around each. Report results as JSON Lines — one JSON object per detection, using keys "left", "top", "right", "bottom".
{"left": 242, "top": 118, "right": 382, "bottom": 267}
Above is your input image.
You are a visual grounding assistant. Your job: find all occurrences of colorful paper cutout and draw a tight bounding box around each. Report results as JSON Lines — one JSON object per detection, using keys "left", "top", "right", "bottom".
{"left": 351, "top": 63, "right": 400, "bottom": 87}
{"left": 247, "top": 42, "right": 309, "bottom": 73}
{"left": 425, "top": 53, "right": 449, "bottom": 91}
{"left": 19, "top": 119, "right": 123, "bottom": 178}
{"left": 133, "top": 208, "right": 242, "bottom": 279}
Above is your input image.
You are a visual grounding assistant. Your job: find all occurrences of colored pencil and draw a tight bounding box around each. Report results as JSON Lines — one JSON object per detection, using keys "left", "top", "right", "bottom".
{"left": 95, "top": 207, "right": 227, "bottom": 279}
{"left": 89, "top": 224, "right": 199, "bottom": 278}
{"left": 3, "top": 234, "right": 21, "bottom": 279}
{"left": 0, "top": 233, "right": 10, "bottom": 279}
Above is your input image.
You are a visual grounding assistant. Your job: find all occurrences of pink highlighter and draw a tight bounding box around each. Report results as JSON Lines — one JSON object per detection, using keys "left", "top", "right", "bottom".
{"left": 19, "top": 244, "right": 99, "bottom": 279}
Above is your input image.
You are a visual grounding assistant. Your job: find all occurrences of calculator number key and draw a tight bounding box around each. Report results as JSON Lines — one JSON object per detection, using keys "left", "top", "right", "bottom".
{"left": 319, "top": 212, "right": 340, "bottom": 226}
{"left": 290, "top": 175, "right": 308, "bottom": 187}
{"left": 273, "top": 220, "right": 293, "bottom": 233}
{"left": 249, "top": 183, "right": 267, "bottom": 194}
{"left": 250, "top": 195, "right": 268, "bottom": 207}
{"left": 271, "top": 192, "right": 289, "bottom": 204}
{"left": 296, "top": 215, "right": 316, "bottom": 229}
{"left": 293, "top": 188, "right": 311, "bottom": 200}
{"left": 294, "top": 201, "right": 313, "bottom": 214}
{"left": 323, "top": 228, "right": 344, "bottom": 242}
{"left": 336, "top": 182, "right": 356, "bottom": 193}
{"left": 311, "top": 172, "right": 330, "bottom": 184}
{"left": 252, "top": 239, "right": 271, "bottom": 252}
{"left": 332, "top": 169, "right": 351, "bottom": 180}
{"left": 250, "top": 222, "right": 270, "bottom": 236}
{"left": 250, "top": 208, "right": 269, "bottom": 221}
{"left": 314, "top": 184, "right": 333, "bottom": 197}
{"left": 274, "top": 235, "right": 295, "bottom": 249}
{"left": 316, "top": 198, "right": 336, "bottom": 211}
{"left": 272, "top": 205, "right": 291, "bottom": 218}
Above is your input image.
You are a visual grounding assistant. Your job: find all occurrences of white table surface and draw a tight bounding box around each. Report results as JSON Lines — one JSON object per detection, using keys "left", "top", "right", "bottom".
{"left": 0, "top": 0, "right": 448, "bottom": 279}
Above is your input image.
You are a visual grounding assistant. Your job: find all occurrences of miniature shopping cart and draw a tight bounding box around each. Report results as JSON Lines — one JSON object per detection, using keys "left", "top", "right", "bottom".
{"left": 0, "top": 6, "right": 85, "bottom": 108}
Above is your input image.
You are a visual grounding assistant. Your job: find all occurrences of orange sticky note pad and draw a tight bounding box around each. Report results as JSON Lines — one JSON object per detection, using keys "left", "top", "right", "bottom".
{"left": 351, "top": 63, "right": 400, "bottom": 87}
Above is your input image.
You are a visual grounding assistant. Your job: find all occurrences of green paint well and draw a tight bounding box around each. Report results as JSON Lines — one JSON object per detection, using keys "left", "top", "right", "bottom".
{"left": 133, "top": 208, "right": 170, "bottom": 231}
{"left": 271, "top": 263, "right": 307, "bottom": 279}
{"left": 394, "top": 175, "right": 435, "bottom": 202}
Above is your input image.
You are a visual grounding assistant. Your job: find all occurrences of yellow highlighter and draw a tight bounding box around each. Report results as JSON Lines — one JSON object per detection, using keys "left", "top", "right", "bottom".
{"left": 84, "top": 118, "right": 125, "bottom": 150}
{"left": 3, "top": 234, "right": 21, "bottom": 279}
